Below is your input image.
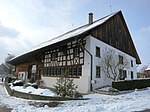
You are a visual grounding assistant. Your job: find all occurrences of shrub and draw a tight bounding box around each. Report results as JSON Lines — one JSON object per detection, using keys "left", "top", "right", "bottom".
{"left": 5, "top": 76, "right": 17, "bottom": 83}
{"left": 23, "top": 83, "right": 38, "bottom": 89}
{"left": 112, "top": 79, "right": 150, "bottom": 91}
{"left": 53, "top": 77, "right": 78, "bottom": 97}
{"left": 74, "top": 92, "right": 83, "bottom": 98}
{"left": 32, "top": 83, "right": 38, "bottom": 89}
{"left": 13, "top": 80, "right": 24, "bottom": 86}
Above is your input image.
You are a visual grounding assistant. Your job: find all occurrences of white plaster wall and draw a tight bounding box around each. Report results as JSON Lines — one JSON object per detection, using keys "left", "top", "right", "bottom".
{"left": 86, "top": 35, "right": 137, "bottom": 90}
{"left": 41, "top": 75, "right": 90, "bottom": 93}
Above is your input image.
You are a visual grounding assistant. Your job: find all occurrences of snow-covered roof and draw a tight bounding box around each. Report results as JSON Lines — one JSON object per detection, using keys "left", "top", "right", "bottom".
{"left": 10, "top": 11, "right": 119, "bottom": 62}
{"left": 145, "top": 65, "right": 150, "bottom": 71}
{"left": 31, "top": 11, "right": 118, "bottom": 51}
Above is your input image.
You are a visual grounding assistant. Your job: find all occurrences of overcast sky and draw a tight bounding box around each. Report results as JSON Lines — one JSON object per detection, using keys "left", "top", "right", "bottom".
{"left": 0, "top": 0, "right": 150, "bottom": 70}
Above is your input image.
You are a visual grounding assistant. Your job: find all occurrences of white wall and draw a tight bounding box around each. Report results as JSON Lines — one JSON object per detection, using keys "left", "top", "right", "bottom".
{"left": 85, "top": 35, "right": 137, "bottom": 90}
{"left": 41, "top": 76, "right": 90, "bottom": 93}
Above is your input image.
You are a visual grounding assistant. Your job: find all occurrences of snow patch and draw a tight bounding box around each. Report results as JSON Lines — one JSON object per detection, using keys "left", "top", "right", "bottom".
{"left": 10, "top": 85, "right": 55, "bottom": 96}
{"left": 0, "top": 80, "right": 150, "bottom": 112}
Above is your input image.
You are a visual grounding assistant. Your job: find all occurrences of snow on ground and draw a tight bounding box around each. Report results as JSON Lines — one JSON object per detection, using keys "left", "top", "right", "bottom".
{"left": 0, "top": 81, "right": 150, "bottom": 112}
{"left": 10, "top": 84, "right": 55, "bottom": 96}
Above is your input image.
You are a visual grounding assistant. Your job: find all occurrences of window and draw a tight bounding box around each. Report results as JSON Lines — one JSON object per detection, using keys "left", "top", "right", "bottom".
{"left": 51, "top": 52, "right": 58, "bottom": 61}
{"left": 78, "top": 67, "right": 82, "bottom": 76}
{"left": 131, "top": 60, "right": 133, "bottom": 67}
{"left": 119, "top": 69, "right": 123, "bottom": 80}
{"left": 68, "top": 67, "right": 72, "bottom": 76}
{"left": 73, "top": 47, "right": 80, "bottom": 57}
{"left": 119, "top": 69, "right": 126, "bottom": 80}
{"left": 61, "top": 68, "right": 65, "bottom": 75}
{"left": 96, "top": 66, "right": 101, "bottom": 78}
{"left": 54, "top": 68, "right": 57, "bottom": 76}
{"left": 96, "top": 46, "right": 100, "bottom": 57}
{"left": 73, "top": 67, "right": 77, "bottom": 76}
{"left": 43, "top": 66, "right": 82, "bottom": 77}
{"left": 123, "top": 70, "right": 127, "bottom": 78}
{"left": 131, "top": 71, "right": 133, "bottom": 79}
{"left": 119, "top": 55, "right": 123, "bottom": 64}
{"left": 57, "top": 68, "right": 61, "bottom": 76}
{"left": 48, "top": 68, "right": 51, "bottom": 76}
{"left": 51, "top": 68, "right": 54, "bottom": 76}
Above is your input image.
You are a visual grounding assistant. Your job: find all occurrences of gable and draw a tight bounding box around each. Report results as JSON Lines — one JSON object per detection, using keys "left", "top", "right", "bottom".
{"left": 91, "top": 11, "right": 141, "bottom": 64}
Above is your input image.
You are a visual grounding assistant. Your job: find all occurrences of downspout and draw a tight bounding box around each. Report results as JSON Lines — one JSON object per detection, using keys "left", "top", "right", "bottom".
{"left": 75, "top": 36, "right": 93, "bottom": 91}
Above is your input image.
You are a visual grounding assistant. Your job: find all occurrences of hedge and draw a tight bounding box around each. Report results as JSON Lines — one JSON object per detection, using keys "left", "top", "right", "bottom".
{"left": 112, "top": 78, "right": 150, "bottom": 91}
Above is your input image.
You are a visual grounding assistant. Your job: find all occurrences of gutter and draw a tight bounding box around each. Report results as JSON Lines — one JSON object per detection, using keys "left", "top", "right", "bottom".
{"left": 75, "top": 36, "right": 93, "bottom": 91}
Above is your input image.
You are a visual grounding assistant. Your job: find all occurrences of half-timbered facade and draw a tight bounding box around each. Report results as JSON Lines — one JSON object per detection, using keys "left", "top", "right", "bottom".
{"left": 9, "top": 11, "right": 141, "bottom": 93}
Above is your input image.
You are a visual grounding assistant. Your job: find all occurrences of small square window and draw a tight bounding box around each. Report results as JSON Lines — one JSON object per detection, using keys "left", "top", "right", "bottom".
{"left": 96, "top": 46, "right": 100, "bottom": 57}
{"left": 96, "top": 66, "right": 101, "bottom": 78}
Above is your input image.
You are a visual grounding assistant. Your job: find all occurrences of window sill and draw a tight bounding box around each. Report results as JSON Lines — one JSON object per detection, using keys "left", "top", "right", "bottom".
{"left": 95, "top": 56, "right": 101, "bottom": 58}
{"left": 96, "top": 77, "right": 101, "bottom": 78}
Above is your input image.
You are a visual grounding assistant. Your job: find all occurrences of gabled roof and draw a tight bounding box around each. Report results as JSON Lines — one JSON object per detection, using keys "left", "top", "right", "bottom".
{"left": 28, "top": 11, "right": 119, "bottom": 53}
{"left": 9, "top": 11, "right": 141, "bottom": 65}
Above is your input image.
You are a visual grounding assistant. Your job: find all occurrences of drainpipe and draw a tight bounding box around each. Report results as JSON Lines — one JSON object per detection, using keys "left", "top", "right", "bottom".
{"left": 75, "top": 37, "right": 93, "bottom": 91}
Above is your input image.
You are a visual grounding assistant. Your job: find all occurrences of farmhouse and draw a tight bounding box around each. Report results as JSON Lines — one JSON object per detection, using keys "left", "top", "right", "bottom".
{"left": 9, "top": 11, "right": 141, "bottom": 93}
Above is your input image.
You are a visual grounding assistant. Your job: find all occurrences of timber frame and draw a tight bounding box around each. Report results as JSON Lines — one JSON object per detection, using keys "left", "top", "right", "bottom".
{"left": 40, "top": 38, "right": 86, "bottom": 77}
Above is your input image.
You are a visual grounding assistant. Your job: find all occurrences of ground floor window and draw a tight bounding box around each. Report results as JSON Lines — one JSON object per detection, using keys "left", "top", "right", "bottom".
{"left": 96, "top": 66, "right": 101, "bottom": 78}
{"left": 44, "top": 66, "right": 82, "bottom": 77}
{"left": 119, "top": 69, "right": 127, "bottom": 80}
{"left": 131, "top": 71, "right": 133, "bottom": 79}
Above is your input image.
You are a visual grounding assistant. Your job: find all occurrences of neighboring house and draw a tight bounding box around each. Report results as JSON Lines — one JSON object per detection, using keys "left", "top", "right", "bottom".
{"left": 145, "top": 65, "right": 150, "bottom": 77}
{"left": 9, "top": 11, "right": 141, "bottom": 93}
{"left": 138, "top": 65, "right": 150, "bottom": 78}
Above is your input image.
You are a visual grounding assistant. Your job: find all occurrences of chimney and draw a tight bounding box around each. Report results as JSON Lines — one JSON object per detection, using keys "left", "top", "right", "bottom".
{"left": 89, "top": 12, "right": 93, "bottom": 25}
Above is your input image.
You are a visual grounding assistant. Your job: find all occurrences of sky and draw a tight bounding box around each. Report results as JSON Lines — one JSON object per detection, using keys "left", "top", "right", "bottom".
{"left": 0, "top": 0, "right": 149, "bottom": 71}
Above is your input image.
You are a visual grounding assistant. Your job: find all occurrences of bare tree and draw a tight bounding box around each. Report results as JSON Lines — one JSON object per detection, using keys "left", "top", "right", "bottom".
{"left": 5, "top": 54, "right": 15, "bottom": 75}
{"left": 101, "top": 49, "right": 129, "bottom": 81}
